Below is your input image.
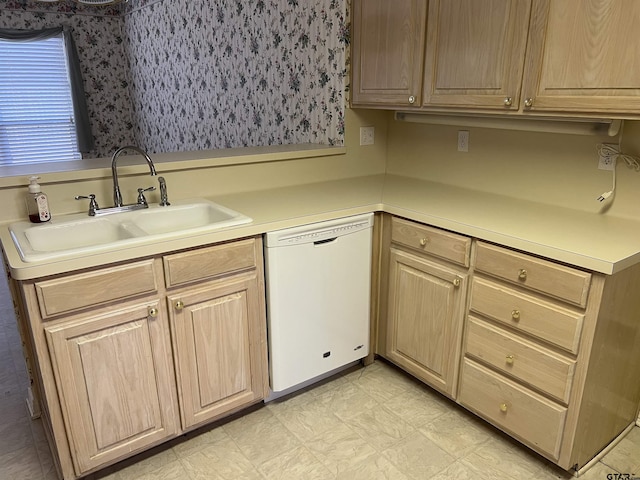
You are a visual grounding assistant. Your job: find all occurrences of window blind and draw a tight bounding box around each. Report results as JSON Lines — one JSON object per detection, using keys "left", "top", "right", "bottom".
{"left": 0, "top": 35, "right": 82, "bottom": 166}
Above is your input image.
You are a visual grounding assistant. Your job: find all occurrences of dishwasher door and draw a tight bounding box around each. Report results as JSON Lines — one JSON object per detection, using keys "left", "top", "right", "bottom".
{"left": 264, "top": 213, "right": 373, "bottom": 393}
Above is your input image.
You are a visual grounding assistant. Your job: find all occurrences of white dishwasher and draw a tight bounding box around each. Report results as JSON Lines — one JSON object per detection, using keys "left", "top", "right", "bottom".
{"left": 264, "top": 213, "right": 373, "bottom": 394}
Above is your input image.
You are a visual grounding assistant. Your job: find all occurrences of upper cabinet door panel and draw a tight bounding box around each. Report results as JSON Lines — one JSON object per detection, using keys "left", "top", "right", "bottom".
{"left": 422, "top": 0, "right": 532, "bottom": 109}
{"left": 522, "top": 0, "right": 640, "bottom": 114}
{"left": 351, "top": 0, "right": 428, "bottom": 106}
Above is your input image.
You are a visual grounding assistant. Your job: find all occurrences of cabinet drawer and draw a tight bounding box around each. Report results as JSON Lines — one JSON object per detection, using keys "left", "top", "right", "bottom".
{"left": 459, "top": 358, "right": 567, "bottom": 460}
{"left": 391, "top": 217, "right": 471, "bottom": 266}
{"left": 163, "top": 238, "right": 257, "bottom": 287}
{"left": 474, "top": 242, "right": 591, "bottom": 307}
{"left": 35, "top": 259, "right": 158, "bottom": 318}
{"left": 470, "top": 278, "right": 583, "bottom": 353}
{"left": 465, "top": 317, "right": 575, "bottom": 403}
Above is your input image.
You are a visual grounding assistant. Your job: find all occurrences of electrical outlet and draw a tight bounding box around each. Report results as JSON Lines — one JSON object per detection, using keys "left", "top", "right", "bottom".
{"left": 360, "top": 126, "right": 375, "bottom": 146}
{"left": 598, "top": 143, "right": 616, "bottom": 171}
{"left": 458, "top": 130, "right": 469, "bottom": 152}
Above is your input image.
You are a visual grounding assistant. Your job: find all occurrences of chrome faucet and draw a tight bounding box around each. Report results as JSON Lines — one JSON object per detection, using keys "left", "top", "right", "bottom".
{"left": 111, "top": 145, "right": 157, "bottom": 207}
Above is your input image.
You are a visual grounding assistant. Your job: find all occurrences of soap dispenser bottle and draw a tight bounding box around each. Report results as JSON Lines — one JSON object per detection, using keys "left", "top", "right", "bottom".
{"left": 26, "top": 176, "right": 51, "bottom": 223}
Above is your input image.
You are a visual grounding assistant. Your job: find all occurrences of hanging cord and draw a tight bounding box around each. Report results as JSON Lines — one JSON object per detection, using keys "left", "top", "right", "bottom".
{"left": 596, "top": 124, "right": 640, "bottom": 202}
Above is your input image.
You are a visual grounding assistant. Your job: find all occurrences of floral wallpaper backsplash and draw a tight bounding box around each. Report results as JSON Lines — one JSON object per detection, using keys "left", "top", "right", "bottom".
{"left": 123, "top": 0, "right": 347, "bottom": 152}
{"left": 1, "top": 0, "right": 348, "bottom": 157}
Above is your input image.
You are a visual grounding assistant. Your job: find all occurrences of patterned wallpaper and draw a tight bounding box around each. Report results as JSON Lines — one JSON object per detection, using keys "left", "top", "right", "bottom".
{"left": 122, "top": 0, "right": 348, "bottom": 152}
{"left": 1, "top": 0, "right": 348, "bottom": 157}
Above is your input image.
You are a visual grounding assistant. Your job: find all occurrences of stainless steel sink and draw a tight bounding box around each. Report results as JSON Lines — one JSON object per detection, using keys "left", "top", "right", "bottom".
{"left": 9, "top": 199, "right": 252, "bottom": 263}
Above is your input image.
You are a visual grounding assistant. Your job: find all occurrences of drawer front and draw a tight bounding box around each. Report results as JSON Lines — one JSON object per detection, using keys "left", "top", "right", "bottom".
{"left": 474, "top": 242, "right": 591, "bottom": 307}
{"left": 470, "top": 278, "right": 583, "bottom": 353}
{"left": 164, "top": 238, "right": 257, "bottom": 287}
{"left": 35, "top": 259, "right": 158, "bottom": 318}
{"left": 391, "top": 217, "right": 471, "bottom": 266}
{"left": 465, "top": 317, "right": 575, "bottom": 403}
{"left": 459, "top": 358, "right": 567, "bottom": 460}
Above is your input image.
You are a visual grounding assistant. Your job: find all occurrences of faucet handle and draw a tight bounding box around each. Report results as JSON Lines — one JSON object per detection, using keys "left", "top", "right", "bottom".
{"left": 158, "top": 176, "right": 170, "bottom": 206}
{"left": 137, "top": 186, "right": 156, "bottom": 206}
{"left": 75, "top": 194, "right": 99, "bottom": 216}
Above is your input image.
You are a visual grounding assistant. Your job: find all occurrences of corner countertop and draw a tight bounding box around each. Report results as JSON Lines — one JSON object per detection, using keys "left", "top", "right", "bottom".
{"left": 3, "top": 173, "right": 640, "bottom": 280}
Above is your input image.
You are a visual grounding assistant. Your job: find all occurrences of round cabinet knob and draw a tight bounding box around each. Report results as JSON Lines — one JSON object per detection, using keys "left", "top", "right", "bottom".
{"left": 518, "top": 269, "right": 527, "bottom": 280}
{"left": 500, "top": 403, "right": 508, "bottom": 413}
{"left": 524, "top": 98, "right": 533, "bottom": 108}
{"left": 452, "top": 277, "right": 461, "bottom": 287}
{"left": 408, "top": 95, "right": 416, "bottom": 104}
{"left": 505, "top": 354, "right": 515, "bottom": 365}
{"left": 174, "top": 300, "right": 185, "bottom": 311}
{"left": 148, "top": 306, "right": 158, "bottom": 318}
{"left": 419, "top": 237, "right": 429, "bottom": 246}
{"left": 511, "top": 309, "right": 521, "bottom": 320}
{"left": 503, "top": 97, "right": 513, "bottom": 107}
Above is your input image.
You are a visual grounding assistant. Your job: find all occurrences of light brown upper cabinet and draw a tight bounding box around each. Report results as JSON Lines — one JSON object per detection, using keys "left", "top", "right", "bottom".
{"left": 422, "top": 0, "right": 531, "bottom": 109}
{"left": 351, "top": 0, "right": 427, "bottom": 106}
{"left": 522, "top": 0, "right": 640, "bottom": 114}
{"left": 352, "top": 0, "right": 640, "bottom": 116}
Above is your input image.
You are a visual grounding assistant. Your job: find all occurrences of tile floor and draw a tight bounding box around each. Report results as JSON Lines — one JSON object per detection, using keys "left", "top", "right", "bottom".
{"left": 1, "top": 264, "right": 640, "bottom": 480}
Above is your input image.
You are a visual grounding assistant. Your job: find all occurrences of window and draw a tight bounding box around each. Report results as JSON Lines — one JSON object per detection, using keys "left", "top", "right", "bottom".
{"left": 0, "top": 28, "right": 90, "bottom": 166}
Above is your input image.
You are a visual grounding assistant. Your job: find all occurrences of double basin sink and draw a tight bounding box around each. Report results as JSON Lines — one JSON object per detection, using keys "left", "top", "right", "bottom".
{"left": 9, "top": 199, "right": 252, "bottom": 263}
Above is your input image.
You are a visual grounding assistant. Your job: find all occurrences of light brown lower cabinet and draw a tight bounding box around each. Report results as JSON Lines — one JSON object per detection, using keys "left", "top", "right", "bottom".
{"left": 381, "top": 216, "right": 471, "bottom": 399}
{"left": 168, "top": 271, "right": 266, "bottom": 429}
{"left": 464, "top": 241, "right": 640, "bottom": 470}
{"left": 44, "top": 301, "right": 179, "bottom": 474}
{"left": 385, "top": 247, "right": 467, "bottom": 398}
{"left": 12, "top": 237, "right": 268, "bottom": 480}
{"left": 377, "top": 214, "right": 640, "bottom": 472}
{"left": 458, "top": 358, "right": 567, "bottom": 459}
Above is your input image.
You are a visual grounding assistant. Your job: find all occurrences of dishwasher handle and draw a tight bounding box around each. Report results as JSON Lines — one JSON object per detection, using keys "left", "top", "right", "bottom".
{"left": 314, "top": 237, "right": 337, "bottom": 246}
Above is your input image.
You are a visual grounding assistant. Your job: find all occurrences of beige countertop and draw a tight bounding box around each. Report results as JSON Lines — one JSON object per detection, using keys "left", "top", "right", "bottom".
{"left": 3, "top": 173, "right": 640, "bottom": 280}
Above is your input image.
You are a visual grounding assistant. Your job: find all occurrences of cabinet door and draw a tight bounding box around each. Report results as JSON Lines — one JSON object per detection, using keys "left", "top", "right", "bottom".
{"left": 386, "top": 248, "right": 467, "bottom": 398}
{"left": 45, "top": 301, "right": 179, "bottom": 475}
{"left": 422, "top": 0, "right": 531, "bottom": 109}
{"left": 168, "top": 271, "right": 267, "bottom": 429}
{"left": 351, "top": 0, "right": 427, "bottom": 107}
{"left": 522, "top": 0, "right": 640, "bottom": 114}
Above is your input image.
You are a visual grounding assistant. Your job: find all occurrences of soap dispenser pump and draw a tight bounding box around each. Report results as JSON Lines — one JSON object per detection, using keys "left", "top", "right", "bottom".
{"left": 26, "top": 176, "right": 51, "bottom": 223}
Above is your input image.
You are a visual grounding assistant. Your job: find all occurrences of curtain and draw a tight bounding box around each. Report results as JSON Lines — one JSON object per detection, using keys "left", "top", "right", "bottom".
{"left": 0, "top": 26, "right": 94, "bottom": 153}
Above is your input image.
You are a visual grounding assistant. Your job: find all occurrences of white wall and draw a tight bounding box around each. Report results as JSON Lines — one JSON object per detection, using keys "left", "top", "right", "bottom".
{"left": 385, "top": 112, "right": 640, "bottom": 221}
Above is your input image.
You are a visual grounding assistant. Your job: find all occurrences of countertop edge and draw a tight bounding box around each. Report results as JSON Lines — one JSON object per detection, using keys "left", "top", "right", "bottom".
{"left": 1, "top": 202, "right": 384, "bottom": 281}
{"left": 5, "top": 174, "right": 640, "bottom": 279}
{"left": 383, "top": 205, "right": 618, "bottom": 275}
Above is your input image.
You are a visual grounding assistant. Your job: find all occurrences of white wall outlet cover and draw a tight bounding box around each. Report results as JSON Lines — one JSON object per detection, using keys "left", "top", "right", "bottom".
{"left": 457, "top": 130, "right": 469, "bottom": 152}
{"left": 360, "top": 126, "right": 375, "bottom": 146}
{"left": 598, "top": 143, "right": 616, "bottom": 171}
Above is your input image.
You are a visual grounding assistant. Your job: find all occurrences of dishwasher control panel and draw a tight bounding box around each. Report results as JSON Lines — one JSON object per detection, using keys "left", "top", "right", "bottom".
{"left": 265, "top": 214, "right": 374, "bottom": 247}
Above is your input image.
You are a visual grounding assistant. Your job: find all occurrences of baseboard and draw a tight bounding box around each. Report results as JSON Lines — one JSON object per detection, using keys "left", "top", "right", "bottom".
{"left": 576, "top": 423, "right": 636, "bottom": 477}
